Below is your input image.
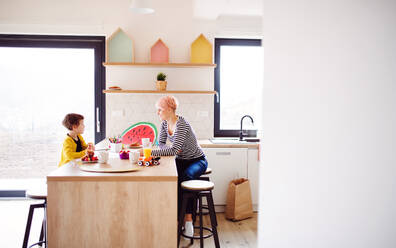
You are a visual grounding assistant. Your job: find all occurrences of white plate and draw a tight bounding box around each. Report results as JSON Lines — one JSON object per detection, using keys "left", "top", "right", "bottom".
{"left": 81, "top": 160, "right": 99, "bottom": 164}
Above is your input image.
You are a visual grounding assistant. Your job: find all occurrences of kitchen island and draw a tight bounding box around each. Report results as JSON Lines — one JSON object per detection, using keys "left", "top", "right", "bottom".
{"left": 47, "top": 156, "right": 177, "bottom": 248}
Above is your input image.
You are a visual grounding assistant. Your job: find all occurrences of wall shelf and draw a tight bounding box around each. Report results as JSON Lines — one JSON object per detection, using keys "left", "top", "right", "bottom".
{"left": 102, "top": 62, "right": 216, "bottom": 68}
{"left": 103, "top": 90, "right": 217, "bottom": 94}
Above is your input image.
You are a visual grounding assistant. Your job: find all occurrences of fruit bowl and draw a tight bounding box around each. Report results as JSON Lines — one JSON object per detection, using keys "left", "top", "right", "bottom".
{"left": 119, "top": 150, "right": 129, "bottom": 159}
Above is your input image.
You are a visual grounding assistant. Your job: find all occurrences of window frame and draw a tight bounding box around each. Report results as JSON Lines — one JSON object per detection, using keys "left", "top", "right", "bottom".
{"left": 0, "top": 34, "right": 106, "bottom": 143}
{"left": 214, "top": 38, "right": 262, "bottom": 137}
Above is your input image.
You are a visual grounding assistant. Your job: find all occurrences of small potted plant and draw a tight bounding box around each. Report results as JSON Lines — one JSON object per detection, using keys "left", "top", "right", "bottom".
{"left": 156, "top": 72, "right": 167, "bottom": 91}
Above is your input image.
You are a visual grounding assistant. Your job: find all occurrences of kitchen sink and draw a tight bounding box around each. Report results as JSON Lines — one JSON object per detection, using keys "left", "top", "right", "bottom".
{"left": 209, "top": 138, "right": 260, "bottom": 144}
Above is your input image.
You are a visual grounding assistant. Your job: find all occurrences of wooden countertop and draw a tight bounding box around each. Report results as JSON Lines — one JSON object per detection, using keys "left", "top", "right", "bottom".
{"left": 47, "top": 156, "right": 177, "bottom": 182}
{"left": 198, "top": 139, "right": 260, "bottom": 149}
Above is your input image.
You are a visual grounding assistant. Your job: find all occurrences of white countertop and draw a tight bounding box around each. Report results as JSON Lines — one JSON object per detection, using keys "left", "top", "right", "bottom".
{"left": 198, "top": 139, "right": 260, "bottom": 149}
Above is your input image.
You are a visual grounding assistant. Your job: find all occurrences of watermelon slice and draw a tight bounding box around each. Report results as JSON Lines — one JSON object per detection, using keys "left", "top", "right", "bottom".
{"left": 121, "top": 122, "right": 158, "bottom": 145}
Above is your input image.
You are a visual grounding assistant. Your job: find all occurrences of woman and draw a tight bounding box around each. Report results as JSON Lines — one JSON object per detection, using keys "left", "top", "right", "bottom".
{"left": 148, "top": 95, "right": 208, "bottom": 237}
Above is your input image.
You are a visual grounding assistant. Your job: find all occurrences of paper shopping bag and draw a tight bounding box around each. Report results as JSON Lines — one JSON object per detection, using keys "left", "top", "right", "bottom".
{"left": 225, "top": 178, "right": 253, "bottom": 221}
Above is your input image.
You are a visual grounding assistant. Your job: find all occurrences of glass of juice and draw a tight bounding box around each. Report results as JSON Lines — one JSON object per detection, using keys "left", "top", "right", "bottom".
{"left": 143, "top": 142, "right": 152, "bottom": 158}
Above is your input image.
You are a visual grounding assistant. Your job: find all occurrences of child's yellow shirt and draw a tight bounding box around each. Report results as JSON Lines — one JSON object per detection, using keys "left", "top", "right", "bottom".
{"left": 58, "top": 134, "right": 88, "bottom": 167}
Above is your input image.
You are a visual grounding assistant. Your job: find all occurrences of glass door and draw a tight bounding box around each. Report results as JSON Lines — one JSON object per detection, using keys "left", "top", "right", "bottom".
{"left": 0, "top": 35, "right": 105, "bottom": 195}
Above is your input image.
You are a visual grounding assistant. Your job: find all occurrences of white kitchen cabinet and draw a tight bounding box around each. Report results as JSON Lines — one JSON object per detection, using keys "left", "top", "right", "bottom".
{"left": 248, "top": 148, "right": 260, "bottom": 210}
{"left": 202, "top": 148, "right": 247, "bottom": 205}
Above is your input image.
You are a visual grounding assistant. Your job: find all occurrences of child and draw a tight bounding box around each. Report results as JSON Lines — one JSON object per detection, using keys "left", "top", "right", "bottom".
{"left": 59, "top": 113, "right": 94, "bottom": 167}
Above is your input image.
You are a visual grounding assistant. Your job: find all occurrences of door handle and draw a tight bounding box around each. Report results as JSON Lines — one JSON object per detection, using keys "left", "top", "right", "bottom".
{"left": 96, "top": 107, "right": 100, "bottom": 133}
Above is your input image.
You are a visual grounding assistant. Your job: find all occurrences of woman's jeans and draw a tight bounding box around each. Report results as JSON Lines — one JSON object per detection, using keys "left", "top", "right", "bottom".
{"left": 176, "top": 156, "right": 208, "bottom": 216}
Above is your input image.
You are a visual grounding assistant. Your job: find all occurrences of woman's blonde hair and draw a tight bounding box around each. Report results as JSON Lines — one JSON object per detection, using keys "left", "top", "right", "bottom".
{"left": 155, "top": 95, "right": 178, "bottom": 112}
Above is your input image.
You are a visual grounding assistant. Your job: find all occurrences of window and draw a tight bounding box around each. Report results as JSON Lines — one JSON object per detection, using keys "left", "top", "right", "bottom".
{"left": 214, "top": 38, "right": 263, "bottom": 137}
{"left": 0, "top": 35, "right": 105, "bottom": 195}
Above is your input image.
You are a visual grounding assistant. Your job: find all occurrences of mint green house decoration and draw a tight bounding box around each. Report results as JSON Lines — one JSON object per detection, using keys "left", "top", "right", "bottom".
{"left": 106, "top": 28, "right": 135, "bottom": 63}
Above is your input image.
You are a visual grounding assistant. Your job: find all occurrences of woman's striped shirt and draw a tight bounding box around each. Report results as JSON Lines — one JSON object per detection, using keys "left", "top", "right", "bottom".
{"left": 151, "top": 116, "right": 204, "bottom": 159}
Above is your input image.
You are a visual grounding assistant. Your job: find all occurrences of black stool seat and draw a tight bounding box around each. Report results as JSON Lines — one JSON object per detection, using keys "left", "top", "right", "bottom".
{"left": 23, "top": 186, "right": 47, "bottom": 248}
{"left": 178, "top": 180, "right": 220, "bottom": 248}
{"left": 26, "top": 188, "right": 47, "bottom": 200}
{"left": 203, "top": 167, "right": 212, "bottom": 175}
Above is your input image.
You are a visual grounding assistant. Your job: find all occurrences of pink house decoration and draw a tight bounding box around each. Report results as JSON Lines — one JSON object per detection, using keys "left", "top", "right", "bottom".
{"left": 150, "top": 39, "right": 169, "bottom": 63}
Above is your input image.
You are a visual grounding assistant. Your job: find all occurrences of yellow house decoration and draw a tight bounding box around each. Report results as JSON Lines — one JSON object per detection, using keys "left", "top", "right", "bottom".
{"left": 106, "top": 28, "right": 134, "bottom": 63}
{"left": 190, "top": 34, "right": 213, "bottom": 64}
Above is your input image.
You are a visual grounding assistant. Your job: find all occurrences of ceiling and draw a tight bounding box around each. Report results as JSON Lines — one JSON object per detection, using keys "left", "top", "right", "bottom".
{"left": 193, "top": 0, "right": 263, "bottom": 20}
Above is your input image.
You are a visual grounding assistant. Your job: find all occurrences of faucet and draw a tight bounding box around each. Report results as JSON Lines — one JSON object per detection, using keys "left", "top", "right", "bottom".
{"left": 239, "top": 115, "right": 254, "bottom": 141}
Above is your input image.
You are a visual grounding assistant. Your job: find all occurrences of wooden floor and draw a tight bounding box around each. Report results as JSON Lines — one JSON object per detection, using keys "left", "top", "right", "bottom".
{"left": 0, "top": 199, "right": 257, "bottom": 248}
{"left": 179, "top": 213, "right": 257, "bottom": 248}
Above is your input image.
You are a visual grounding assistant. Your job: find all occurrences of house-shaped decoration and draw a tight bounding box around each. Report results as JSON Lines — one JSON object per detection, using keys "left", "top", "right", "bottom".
{"left": 106, "top": 28, "right": 134, "bottom": 63}
{"left": 190, "top": 34, "right": 213, "bottom": 64}
{"left": 150, "top": 38, "right": 169, "bottom": 63}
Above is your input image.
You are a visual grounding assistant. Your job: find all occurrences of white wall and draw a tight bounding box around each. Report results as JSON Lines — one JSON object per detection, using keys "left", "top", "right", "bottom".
{"left": 0, "top": 0, "right": 262, "bottom": 139}
{"left": 259, "top": 0, "right": 396, "bottom": 247}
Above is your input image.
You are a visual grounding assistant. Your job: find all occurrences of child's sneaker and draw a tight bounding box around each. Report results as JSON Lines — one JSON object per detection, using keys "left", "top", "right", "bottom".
{"left": 184, "top": 221, "right": 194, "bottom": 239}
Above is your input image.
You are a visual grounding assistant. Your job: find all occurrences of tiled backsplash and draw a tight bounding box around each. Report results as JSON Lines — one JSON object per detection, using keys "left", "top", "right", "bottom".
{"left": 106, "top": 94, "right": 214, "bottom": 140}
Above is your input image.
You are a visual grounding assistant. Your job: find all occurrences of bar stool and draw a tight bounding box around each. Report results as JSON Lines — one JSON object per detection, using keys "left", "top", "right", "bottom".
{"left": 23, "top": 187, "right": 47, "bottom": 248}
{"left": 198, "top": 167, "right": 212, "bottom": 181}
{"left": 178, "top": 180, "right": 220, "bottom": 248}
{"left": 198, "top": 167, "right": 212, "bottom": 215}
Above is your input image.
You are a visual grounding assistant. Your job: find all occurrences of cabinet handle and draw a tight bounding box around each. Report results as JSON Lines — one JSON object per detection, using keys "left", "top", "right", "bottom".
{"left": 216, "top": 152, "right": 231, "bottom": 156}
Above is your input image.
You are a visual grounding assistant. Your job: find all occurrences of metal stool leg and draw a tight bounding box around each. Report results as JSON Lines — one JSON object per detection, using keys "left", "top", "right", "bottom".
{"left": 190, "top": 194, "right": 198, "bottom": 246}
{"left": 43, "top": 201, "right": 47, "bottom": 248}
{"left": 23, "top": 203, "right": 45, "bottom": 248}
{"left": 178, "top": 192, "right": 194, "bottom": 247}
{"left": 197, "top": 176, "right": 210, "bottom": 215}
{"left": 38, "top": 220, "right": 44, "bottom": 247}
{"left": 38, "top": 201, "right": 47, "bottom": 248}
{"left": 192, "top": 195, "right": 198, "bottom": 223}
{"left": 206, "top": 192, "right": 220, "bottom": 248}
{"left": 23, "top": 205, "right": 35, "bottom": 248}
{"left": 199, "top": 194, "right": 204, "bottom": 248}
{"left": 177, "top": 197, "right": 187, "bottom": 247}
